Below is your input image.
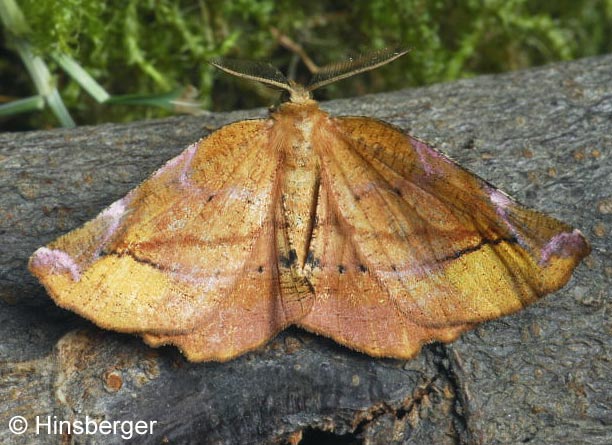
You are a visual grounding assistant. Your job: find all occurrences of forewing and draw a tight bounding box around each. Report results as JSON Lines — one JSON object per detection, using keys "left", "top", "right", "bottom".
{"left": 298, "top": 117, "right": 589, "bottom": 358}
{"left": 29, "top": 120, "right": 301, "bottom": 360}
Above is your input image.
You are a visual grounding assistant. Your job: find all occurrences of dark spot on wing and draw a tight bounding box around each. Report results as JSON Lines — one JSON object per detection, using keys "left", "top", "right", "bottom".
{"left": 279, "top": 249, "right": 298, "bottom": 268}
{"left": 306, "top": 251, "right": 321, "bottom": 268}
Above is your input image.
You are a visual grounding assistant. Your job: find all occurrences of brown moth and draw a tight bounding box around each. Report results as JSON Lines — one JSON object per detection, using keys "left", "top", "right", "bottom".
{"left": 29, "top": 48, "right": 590, "bottom": 362}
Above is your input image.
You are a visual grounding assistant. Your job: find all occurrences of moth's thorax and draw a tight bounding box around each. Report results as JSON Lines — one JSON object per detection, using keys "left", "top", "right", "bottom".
{"left": 270, "top": 101, "right": 329, "bottom": 271}
{"left": 272, "top": 100, "right": 326, "bottom": 121}
{"left": 270, "top": 101, "right": 330, "bottom": 161}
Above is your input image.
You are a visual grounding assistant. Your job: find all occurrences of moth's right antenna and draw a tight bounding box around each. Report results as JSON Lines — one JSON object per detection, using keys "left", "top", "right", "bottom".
{"left": 307, "top": 47, "right": 410, "bottom": 92}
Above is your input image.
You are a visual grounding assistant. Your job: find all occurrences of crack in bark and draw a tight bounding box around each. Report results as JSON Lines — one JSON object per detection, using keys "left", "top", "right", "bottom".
{"left": 431, "top": 344, "right": 471, "bottom": 445}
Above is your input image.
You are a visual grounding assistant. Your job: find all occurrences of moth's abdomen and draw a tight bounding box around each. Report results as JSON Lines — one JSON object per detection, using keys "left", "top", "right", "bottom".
{"left": 271, "top": 105, "right": 326, "bottom": 270}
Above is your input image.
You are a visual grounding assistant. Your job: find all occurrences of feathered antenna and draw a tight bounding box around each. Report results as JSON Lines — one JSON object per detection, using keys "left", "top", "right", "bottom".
{"left": 210, "top": 46, "right": 409, "bottom": 103}
{"left": 306, "top": 47, "right": 410, "bottom": 92}
{"left": 209, "top": 58, "right": 291, "bottom": 91}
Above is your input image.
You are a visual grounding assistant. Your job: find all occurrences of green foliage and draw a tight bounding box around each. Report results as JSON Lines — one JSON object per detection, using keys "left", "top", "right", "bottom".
{"left": 1, "top": 0, "right": 611, "bottom": 130}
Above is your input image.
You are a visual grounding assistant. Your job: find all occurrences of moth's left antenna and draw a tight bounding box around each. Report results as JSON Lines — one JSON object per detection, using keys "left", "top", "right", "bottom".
{"left": 209, "top": 58, "right": 291, "bottom": 92}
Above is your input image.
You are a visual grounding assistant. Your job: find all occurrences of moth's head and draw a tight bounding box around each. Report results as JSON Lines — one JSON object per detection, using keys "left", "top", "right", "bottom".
{"left": 209, "top": 47, "right": 409, "bottom": 105}
{"left": 286, "top": 81, "right": 312, "bottom": 104}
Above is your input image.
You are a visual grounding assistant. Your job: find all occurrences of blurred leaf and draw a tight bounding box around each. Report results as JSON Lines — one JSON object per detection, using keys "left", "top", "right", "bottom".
{"left": 52, "top": 52, "right": 110, "bottom": 103}
{"left": 107, "top": 87, "right": 201, "bottom": 113}
{"left": 0, "top": 95, "right": 44, "bottom": 116}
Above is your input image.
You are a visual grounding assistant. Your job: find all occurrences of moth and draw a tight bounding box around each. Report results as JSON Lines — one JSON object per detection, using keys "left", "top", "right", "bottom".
{"left": 29, "top": 48, "right": 590, "bottom": 362}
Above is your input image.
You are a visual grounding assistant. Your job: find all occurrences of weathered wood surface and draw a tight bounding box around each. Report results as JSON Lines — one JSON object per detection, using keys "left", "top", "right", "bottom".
{"left": 1, "top": 54, "right": 610, "bottom": 445}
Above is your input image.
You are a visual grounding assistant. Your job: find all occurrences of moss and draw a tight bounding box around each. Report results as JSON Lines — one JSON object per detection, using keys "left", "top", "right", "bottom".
{"left": 2, "top": 0, "right": 611, "bottom": 129}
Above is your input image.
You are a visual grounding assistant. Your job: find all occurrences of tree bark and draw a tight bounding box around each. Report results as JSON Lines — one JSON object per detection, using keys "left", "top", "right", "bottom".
{"left": 1, "top": 54, "right": 610, "bottom": 445}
